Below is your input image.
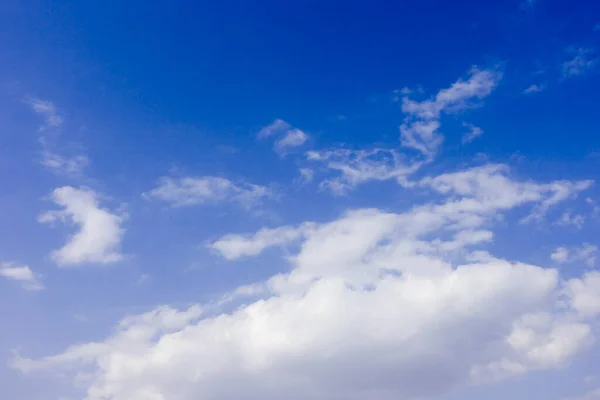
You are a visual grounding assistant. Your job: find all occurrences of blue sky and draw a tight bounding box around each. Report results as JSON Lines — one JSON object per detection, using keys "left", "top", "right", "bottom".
{"left": 1, "top": 1, "right": 600, "bottom": 399}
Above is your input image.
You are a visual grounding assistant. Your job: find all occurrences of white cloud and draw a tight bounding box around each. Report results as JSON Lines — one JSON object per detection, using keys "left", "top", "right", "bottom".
{"left": 306, "top": 148, "right": 421, "bottom": 195}
{"left": 400, "top": 67, "right": 502, "bottom": 157}
{"left": 258, "top": 119, "right": 310, "bottom": 155}
{"left": 144, "top": 176, "right": 272, "bottom": 208}
{"left": 257, "top": 119, "right": 291, "bottom": 139}
{"left": 296, "top": 168, "right": 314, "bottom": 184}
{"left": 39, "top": 187, "right": 125, "bottom": 266}
{"left": 40, "top": 149, "right": 89, "bottom": 176}
{"left": 419, "top": 164, "right": 592, "bottom": 222}
{"left": 0, "top": 262, "right": 44, "bottom": 291}
{"left": 462, "top": 122, "right": 484, "bottom": 143}
{"left": 551, "top": 247, "right": 570, "bottom": 263}
{"left": 209, "top": 222, "right": 316, "bottom": 260}
{"left": 274, "top": 128, "right": 309, "bottom": 155}
{"left": 563, "top": 48, "right": 597, "bottom": 77}
{"left": 551, "top": 244, "right": 597, "bottom": 267}
{"left": 524, "top": 83, "right": 546, "bottom": 94}
{"left": 565, "top": 271, "right": 600, "bottom": 318}
{"left": 14, "top": 164, "right": 598, "bottom": 400}
{"left": 24, "top": 97, "right": 64, "bottom": 130}
{"left": 556, "top": 211, "right": 586, "bottom": 229}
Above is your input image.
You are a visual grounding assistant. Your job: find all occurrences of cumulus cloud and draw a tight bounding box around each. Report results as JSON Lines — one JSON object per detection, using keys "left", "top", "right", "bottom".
{"left": 462, "top": 122, "right": 484, "bottom": 144}
{"left": 400, "top": 67, "right": 502, "bottom": 157}
{"left": 306, "top": 148, "right": 421, "bottom": 195}
{"left": 564, "top": 271, "right": 600, "bottom": 318}
{"left": 144, "top": 176, "right": 272, "bottom": 208}
{"left": 551, "top": 244, "right": 597, "bottom": 267}
{"left": 563, "top": 48, "right": 597, "bottom": 77}
{"left": 39, "top": 187, "right": 125, "bottom": 266}
{"left": 258, "top": 119, "right": 309, "bottom": 156}
{"left": 0, "top": 262, "right": 44, "bottom": 291}
{"left": 24, "top": 97, "right": 64, "bottom": 130}
{"left": 16, "top": 163, "right": 599, "bottom": 400}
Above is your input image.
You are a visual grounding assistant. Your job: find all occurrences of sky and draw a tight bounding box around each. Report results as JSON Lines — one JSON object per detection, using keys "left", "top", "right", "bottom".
{"left": 1, "top": 0, "right": 600, "bottom": 399}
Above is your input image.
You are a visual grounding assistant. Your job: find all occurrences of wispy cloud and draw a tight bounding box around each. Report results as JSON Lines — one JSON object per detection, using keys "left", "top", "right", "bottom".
{"left": 39, "top": 187, "right": 126, "bottom": 266}
{"left": 551, "top": 244, "right": 597, "bottom": 266}
{"left": 23, "top": 97, "right": 64, "bottom": 131}
{"left": 400, "top": 67, "right": 502, "bottom": 158}
{"left": 258, "top": 119, "right": 309, "bottom": 156}
{"left": 144, "top": 176, "right": 273, "bottom": 209}
{"left": 307, "top": 148, "right": 420, "bottom": 195}
{"left": 462, "top": 122, "right": 484, "bottom": 144}
{"left": 524, "top": 83, "right": 546, "bottom": 94}
{"left": 0, "top": 262, "right": 44, "bottom": 291}
{"left": 562, "top": 48, "right": 597, "bottom": 77}
{"left": 555, "top": 211, "right": 585, "bottom": 229}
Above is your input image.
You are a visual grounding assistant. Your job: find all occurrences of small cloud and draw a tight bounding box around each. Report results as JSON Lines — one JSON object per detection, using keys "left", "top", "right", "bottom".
{"left": 23, "top": 97, "right": 64, "bottom": 131}
{"left": 256, "top": 119, "right": 291, "bottom": 139}
{"left": 296, "top": 168, "right": 314, "bottom": 185}
{"left": 551, "top": 244, "right": 597, "bottom": 267}
{"left": 0, "top": 262, "right": 44, "bottom": 291}
{"left": 39, "top": 186, "right": 126, "bottom": 267}
{"left": 400, "top": 66, "right": 502, "bottom": 158}
{"left": 258, "top": 119, "right": 310, "bottom": 156}
{"left": 137, "top": 274, "right": 150, "bottom": 285}
{"left": 144, "top": 176, "right": 272, "bottom": 209}
{"left": 524, "top": 83, "right": 546, "bottom": 94}
{"left": 562, "top": 48, "right": 597, "bottom": 78}
{"left": 462, "top": 122, "right": 484, "bottom": 144}
{"left": 274, "top": 128, "right": 309, "bottom": 156}
{"left": 40, "top": 149, "right": 89, "bottom": 176}
{"left": 586, "top": 198, "right": 600, "bottom": 218}
{"left": 555, "top": 211, "right": 586, "bottom": 229}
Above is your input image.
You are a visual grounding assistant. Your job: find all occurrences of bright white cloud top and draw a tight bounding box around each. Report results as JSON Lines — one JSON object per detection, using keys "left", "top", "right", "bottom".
{"left": 38, "top": 187, "right": 125, "bottom": 266}
{"left": 14, "top": 159, "right": 599, "bottom": 400}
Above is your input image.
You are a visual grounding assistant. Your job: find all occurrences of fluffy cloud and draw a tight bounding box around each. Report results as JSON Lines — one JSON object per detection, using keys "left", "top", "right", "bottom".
{"left": 24, "top": 97, "right": 64, "bottom": 130}
{"left": 564, "top": 271, "right": 600, "bottom": 318}
{"left": 0, "top": 262, "right": 44, "bottom": 291}
{"left": 39, "top": 187, "right": 125, "bottom": 266}
{"left": 551, "top": 244, "right": 597, "bottom": 267}
{"left": 306, "top": 148, "right": 421, "bottom": 195}
{"left": 419, "top": 164, "right": 592, "bottom": 222}
{"left": 258, "top": 119, "right": 309, "bottom": 156}
{"left": 400, "top": 67, "right": 502, "bottom": 157}
{"left": 144, "top": 176, "right": 272, "bottom": 208}
{"left": 15, "top": 164, "right": 599, "bottom": 400}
